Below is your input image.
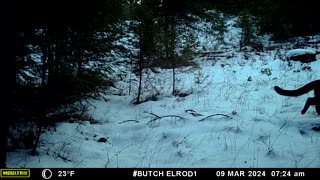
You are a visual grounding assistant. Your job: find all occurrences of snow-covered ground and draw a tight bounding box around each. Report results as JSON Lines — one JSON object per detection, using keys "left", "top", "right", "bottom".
{"left": 7, "top": 17, "right": 320, "bottom": 168}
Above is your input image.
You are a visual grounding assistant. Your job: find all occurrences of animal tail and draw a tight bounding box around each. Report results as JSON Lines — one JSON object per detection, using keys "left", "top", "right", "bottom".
{"left": 274, "top": 80, "right": 320, "bottom": 96}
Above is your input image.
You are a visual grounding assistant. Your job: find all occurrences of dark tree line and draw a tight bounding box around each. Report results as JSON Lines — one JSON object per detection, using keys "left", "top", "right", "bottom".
{"left": 1, "top": 0, "right": 125, "bottom": 167}
{"left": 214, "top": 0, "right": 320, "bottom": 40}
{"left": 127, "top": 0, "right": 217, "bottom": 103}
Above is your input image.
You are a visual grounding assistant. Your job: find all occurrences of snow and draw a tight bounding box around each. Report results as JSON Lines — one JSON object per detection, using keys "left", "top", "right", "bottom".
{"left": 7, "top": 17, "right": 320, "bottom": 168}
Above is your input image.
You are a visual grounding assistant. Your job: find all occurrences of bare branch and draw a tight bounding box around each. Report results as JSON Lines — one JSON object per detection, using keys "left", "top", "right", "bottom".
{"left": 146, "top": 112, "right": 185, "bottom": 124}
{"left": 198, "top": 114, "right": 232, "bottom": 122}
{"left": 118, "top": 120, "right": 139, "bottom": 124}
{"left": 145, "top": 112, "right": 161, "bottom": 118}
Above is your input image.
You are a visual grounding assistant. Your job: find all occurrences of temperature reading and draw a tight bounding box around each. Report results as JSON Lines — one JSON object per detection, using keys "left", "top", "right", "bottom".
{"left": 58, "top": 170, "right": 75, "bottom": 177}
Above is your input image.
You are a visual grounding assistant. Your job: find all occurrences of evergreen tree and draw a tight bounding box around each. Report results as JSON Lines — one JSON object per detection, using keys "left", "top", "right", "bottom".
{"left": 126, "top": 0, "right": 225, "bottom": 100}
{"left": 10, "top": 0, "right": 125, "bottom": 156}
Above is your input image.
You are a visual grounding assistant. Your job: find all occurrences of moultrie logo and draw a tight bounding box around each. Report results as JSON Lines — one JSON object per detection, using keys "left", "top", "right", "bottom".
{"left": 0, "top": 169, "right": 30, "bottom": 178}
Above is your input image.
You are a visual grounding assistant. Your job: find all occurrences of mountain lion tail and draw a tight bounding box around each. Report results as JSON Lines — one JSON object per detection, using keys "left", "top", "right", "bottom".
{"left": 274, "top": 80, "right": 320, "bottom": 96}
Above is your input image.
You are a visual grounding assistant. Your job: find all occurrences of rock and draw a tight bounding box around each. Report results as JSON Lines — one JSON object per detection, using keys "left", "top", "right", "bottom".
{"left": 286, "top": 49, "right": 317, "bottom": 63}
{"left": 97, "top": 137, "right": 108, "bottom": 143}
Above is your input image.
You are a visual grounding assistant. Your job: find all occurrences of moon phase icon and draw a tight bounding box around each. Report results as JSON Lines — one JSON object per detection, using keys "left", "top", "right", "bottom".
{"left": 42, "top": 169, "right": 52, "bottom": 179}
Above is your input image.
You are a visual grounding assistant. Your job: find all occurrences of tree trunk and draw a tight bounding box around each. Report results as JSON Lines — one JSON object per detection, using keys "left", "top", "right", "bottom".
{"left": 169, "top": 16, "right": 176, "bottom": 95}
{"left": 136, "top": 23, "right": 144, "bottom": 104}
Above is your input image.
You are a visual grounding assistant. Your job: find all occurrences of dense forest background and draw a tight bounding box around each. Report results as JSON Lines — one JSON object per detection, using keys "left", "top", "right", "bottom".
{"left": 2, "top": 0, "right": 320, "bottom": 167}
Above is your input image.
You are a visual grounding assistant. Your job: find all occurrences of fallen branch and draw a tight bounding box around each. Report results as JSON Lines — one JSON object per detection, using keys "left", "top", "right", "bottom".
{"left": 118, "top": 120, "right": 140, "bottom": 124}
{"left": 279, "top": 120, "right": 287, "bottom": 129}
{"left": 146, "top": 112, "right": 185, "bottom": 124}
{"left": 145, "top": 112, "right": 160, "bottom": 118}
{"left": 198, "top": 114, "right": 232, "bottom": 122}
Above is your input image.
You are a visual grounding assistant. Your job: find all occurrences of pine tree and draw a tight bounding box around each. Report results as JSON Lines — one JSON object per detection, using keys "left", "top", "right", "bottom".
{"left": 11, "top": 0, "right": 125, "bottom": 156}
